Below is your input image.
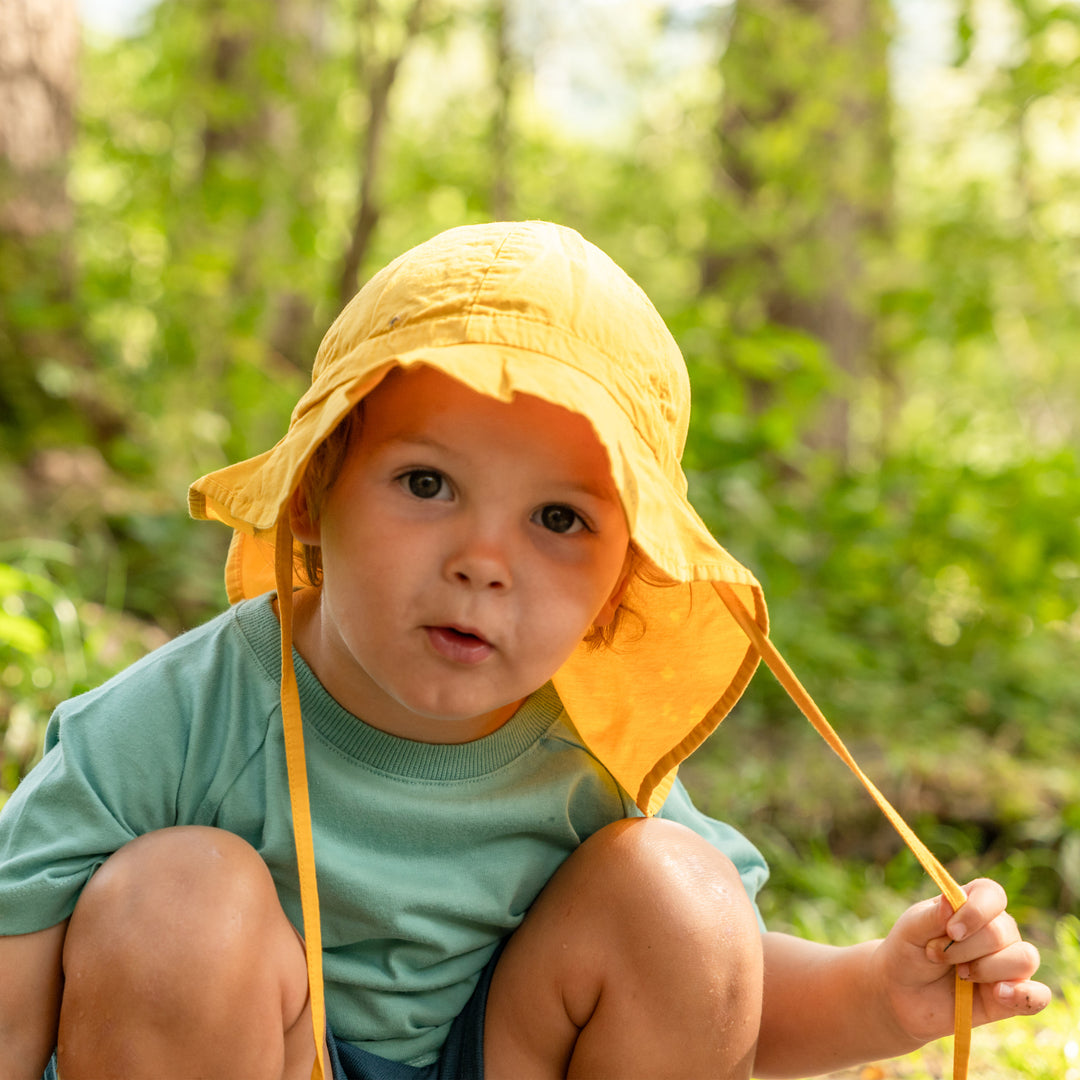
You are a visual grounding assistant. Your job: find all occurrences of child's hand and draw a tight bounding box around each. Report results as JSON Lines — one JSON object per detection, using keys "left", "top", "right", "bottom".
{"left": 875, "top": 878, "right": 1050, "bottom": 1044}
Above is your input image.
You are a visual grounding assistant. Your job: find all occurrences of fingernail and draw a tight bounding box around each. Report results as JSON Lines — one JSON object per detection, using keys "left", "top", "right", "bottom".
{"left": 957, "top": 964, "right": 971, "bottom": 980}
{"left": 949, "top": 922, "right": 967, "bottom": 943}
{"left": 997, "top": 983, "right": 1015, "bottom": 1002}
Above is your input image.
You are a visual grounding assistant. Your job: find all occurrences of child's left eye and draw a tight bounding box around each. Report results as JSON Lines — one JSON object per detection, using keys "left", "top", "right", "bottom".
{"left": 536, "top": 504, "right": 586, "bottom": 534}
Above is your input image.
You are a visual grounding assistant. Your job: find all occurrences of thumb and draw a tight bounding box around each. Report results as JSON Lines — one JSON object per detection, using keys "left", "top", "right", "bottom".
{"left": 895, "top": 893, "right": 954, "bottom": 951}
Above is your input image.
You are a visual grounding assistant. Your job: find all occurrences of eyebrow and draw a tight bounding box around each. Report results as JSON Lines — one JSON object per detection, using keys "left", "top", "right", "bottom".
{"left": 378, "top": 433, "right": 454, "bottom": 457}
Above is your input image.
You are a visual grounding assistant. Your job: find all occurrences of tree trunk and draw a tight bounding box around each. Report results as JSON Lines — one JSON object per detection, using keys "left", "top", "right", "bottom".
{"left": 705, "top": 0, "right": 894, "bottom": 464}
{"left": 0, "top": 0, "right": 117, "bottom": 452}
{"left": 0, "top": 0, "right": 78, "bottom": 238}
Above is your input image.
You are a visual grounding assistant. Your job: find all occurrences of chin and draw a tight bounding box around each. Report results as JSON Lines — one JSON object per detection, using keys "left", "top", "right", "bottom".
{"left": 399, "top": 692, "right": 521, "bottom": 735}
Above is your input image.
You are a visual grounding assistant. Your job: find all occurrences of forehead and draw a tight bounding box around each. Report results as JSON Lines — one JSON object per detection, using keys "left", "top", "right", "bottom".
{"left": 358, "top": 365, "right": 618, "bottom": 487}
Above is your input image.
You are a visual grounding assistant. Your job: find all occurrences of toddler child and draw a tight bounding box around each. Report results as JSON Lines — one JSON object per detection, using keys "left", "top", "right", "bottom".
{"left": 0, "top": 221, "right": 1048, "bottom": 1080}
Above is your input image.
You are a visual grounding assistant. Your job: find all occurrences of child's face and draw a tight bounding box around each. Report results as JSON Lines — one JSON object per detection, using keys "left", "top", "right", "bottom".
{"left": 292, "top": 367, "right": 631, "bottom": 743}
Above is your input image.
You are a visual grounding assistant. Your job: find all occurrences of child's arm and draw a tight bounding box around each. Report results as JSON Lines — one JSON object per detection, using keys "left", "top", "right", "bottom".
{"left": 0, "top": 922, "right": 67, "bottom": 1079}
{"left": 753, "top": 879, "right": 1049, "bottom": 1078}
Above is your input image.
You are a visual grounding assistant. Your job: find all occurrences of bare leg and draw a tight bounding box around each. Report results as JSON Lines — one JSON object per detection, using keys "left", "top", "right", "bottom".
{"left": 0, "top": 921, "right": 67, "bottom": 1079}
{"left": 58, "top": 826, "right": 320, "bottom": 1080}
{"left": 484, "top": 818, "right": 764, "bottom": 1080}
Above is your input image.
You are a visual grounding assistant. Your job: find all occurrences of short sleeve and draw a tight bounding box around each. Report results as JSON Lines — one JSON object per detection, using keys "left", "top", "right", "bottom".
{"left": 0, "top": 604, "right": 275, "bottom": 934}
{"left": 0, "top": 678, "right": 187, "bottom": 932}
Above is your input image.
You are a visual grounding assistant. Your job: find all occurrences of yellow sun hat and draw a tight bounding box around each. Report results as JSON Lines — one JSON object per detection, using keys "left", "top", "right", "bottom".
{"left": 190, "top": 220, "right": 768, "bottom": 814}
{"left": 189, "top": 220, "right": 973, "bottom": 1080}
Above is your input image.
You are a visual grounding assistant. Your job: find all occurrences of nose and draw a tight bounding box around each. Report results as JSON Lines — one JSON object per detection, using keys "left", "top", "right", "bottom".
{"left": 444, "top": 519, "right": 512, "bottom": 591}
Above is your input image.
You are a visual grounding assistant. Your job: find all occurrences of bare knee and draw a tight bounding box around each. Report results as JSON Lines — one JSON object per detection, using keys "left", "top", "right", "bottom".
{"left": 574, "top": 816, "right": 760, "bottom": 919}
{"left": 63, "top": 826, "right": 284, "bottom": 984}
{"left": 557, "top": 818, "right": 763, "bottom": 941}
{"left": 59, "top": 827, "right": 309, "bottom": 1072}
{"left": 486, "top": 818, "right": 764, "bottom": 1079}
{"left": 562, "top": 818, "right": 763, "bottom": 1003}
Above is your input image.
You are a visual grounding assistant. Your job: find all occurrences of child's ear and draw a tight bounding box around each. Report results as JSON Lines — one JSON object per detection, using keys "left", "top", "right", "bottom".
{"left": 593, "top": 552, "right": 634, "bottom": 629}
{"left": 289, "top": 488, "right": 321, "bottom": 545}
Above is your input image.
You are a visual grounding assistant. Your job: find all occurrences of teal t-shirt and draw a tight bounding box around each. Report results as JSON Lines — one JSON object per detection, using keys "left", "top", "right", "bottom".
{"left": 0, "top": 595, "right": 768, "bottom": 1066}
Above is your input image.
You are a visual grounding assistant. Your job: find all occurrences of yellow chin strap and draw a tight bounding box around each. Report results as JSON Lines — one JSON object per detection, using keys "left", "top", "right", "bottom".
{"left": 715, "top": 581, "right": 972, "bottom": 1080}
{"left": 275, "top": 516, "right": 328, "bottom": 1080}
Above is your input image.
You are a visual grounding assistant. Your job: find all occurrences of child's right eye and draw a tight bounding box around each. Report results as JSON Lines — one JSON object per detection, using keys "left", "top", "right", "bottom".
{"left": 400, "top": 469, "right": 448, "bottom": 500}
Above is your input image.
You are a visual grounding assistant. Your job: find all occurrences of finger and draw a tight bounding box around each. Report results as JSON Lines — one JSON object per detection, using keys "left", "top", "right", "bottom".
{"left": 957, "top": 939, "right": 1041, "bottom": 985}
{"left": 985, "top": 978, "right": 1052, "bottom": 1018}
{"left": 945, "top": 878, "right": 1008, "bottom": 945}
{"left": 899, "top": 893, "right": 953, "bottom": 948}
{"left": 931, "top": 909, "right": 1021, "bottom": 966}
{"left": 927, "top": 910, "right": 1017, "bottom": 965}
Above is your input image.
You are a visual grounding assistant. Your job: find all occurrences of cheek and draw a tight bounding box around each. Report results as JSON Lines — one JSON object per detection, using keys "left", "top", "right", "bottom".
{"left": 321, "top": 497, "right": 408, "bottom": 569}
{"left": 589, "top": 541, "right": 631, "bottom": 604}
{"left": 537, "top": 569, "right": 618, "bottom": 642}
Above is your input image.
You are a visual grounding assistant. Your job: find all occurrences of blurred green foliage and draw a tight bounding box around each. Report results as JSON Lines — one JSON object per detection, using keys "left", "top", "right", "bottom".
{"left": 0, "top": 542, "right": 169, "bottom": 807}
{"left": 1, "top": 0, "right": 1078, "bottom": 976}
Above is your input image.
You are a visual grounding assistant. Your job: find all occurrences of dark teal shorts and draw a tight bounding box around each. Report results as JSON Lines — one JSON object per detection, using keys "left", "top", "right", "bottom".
{"left": 327, "top": 943, "right": 503, "bottom": 1080}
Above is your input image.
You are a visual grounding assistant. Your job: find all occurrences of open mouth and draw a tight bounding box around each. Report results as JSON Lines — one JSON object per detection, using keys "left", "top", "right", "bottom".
{"left": 425, "top": 625, "right": 494, "bottom": 664}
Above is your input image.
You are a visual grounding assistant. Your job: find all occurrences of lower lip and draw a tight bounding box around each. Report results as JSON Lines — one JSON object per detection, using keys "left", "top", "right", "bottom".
{"left": 425, "top": 627, "right": 494, "bottom": 665}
